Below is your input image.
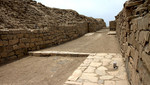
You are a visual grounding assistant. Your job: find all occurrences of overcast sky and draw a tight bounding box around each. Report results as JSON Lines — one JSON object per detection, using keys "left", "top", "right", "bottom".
{"left": 35, "top": 0, "right": 127, "bottom": 26}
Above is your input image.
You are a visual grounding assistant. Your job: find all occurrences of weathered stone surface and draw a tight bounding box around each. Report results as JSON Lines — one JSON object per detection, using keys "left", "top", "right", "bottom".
{"left": 84, "top": 67, "right": 96, "bottom": 73}
{"left": 81, "top": 76, "right": 98, "bottom": 82}
{"left": 100, "top": 75, "right": 114, "bottom": 80}
{"left": 116, "top": 80, "right": 129, "bottom": 85}
{"left": 104, "top": 81, "right": 115, "bottom": 85}
{"left": 83, "top": 82, "right": 98, "bottom": 85}
{"left": 97, "top": 66, "right": 108, "bottom": 71}
{"left": 65, "top": 81, "right": 82, "bottom": 85}
{"left": 90, "top": 62, "right": 102, "bottom": 67}
{"left": 82, "top": 73, "right": 97, "bottom": 77}
{"left": 102, "top": 59, "right": 111, "bottom": 66}
{"left": 68, "top": 70, "right": 82, "bottom": 81}
{"left": 96, "top": 66, "right": 108, "bottom": 76}
{"left": 125, "top": 1, "right": 143, "bottom": 8}
{"left": 141, "top": 51, "right": 150, "bottom": 72}
{"left": 115, "top": 0, "right": 150, "bottom": 85}
{"left": 109, "top": 21, "right": 116, "bottom": 31}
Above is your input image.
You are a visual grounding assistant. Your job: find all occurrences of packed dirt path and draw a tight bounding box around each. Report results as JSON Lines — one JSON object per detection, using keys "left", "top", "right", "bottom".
{"left": 0, "top": 56, "right": 86, "bottom": 85}
{"left": 40, "top": 29, "right": 121, "bottom": 53}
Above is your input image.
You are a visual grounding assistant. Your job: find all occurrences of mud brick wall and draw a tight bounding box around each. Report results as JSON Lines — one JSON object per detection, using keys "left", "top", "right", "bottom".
{"left": 109, "top": 21, "right": 116, "bottom": 31}
{"left": 115, "top": 0, "right": 150, "bottom": 85}
{"left": 0, "top": 22, "right": 88, "bottom": 63}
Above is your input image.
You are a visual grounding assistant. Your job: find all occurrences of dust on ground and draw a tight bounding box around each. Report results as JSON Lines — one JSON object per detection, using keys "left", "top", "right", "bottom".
{"left": 0, "top": 56, "right": 86, "bottom": 85}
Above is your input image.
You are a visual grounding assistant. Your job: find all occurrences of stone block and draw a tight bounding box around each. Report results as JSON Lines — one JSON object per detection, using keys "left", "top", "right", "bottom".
{"left": 104, "top": 81, "right": 115, "bottom": 85}
{"left": 133, "top": 49, "right": 139, "bottom": 69}
{"left": 126, "top": 46, "right": 131, "bottom": 57}
{"left": 68, "top": 70, "right": 82, "bottom": 81}
{"left": 109, "top": 21, "right": 116, "bottom": 31}
{"left": 17, "top": 34, "right": 24, "bottom": 38}
{"left": 13, "top": 45, "right": 20, "bottom": 50}
{"left": 20, "top": 38, "right": 29, "bottom": 43}
{"left": 9, "top": 39, "right": 19, "bottom": 45}
{"left": 116, "top": 80, "right": 129, "bottom": 85}
{"left": 8, "top": 51, "right": 15, "bottom": 56}
{"left": 1, "top": 35, "right": 8, "bottom": 40}
{"left": 138, "top": 14, "right": 150, "bottom": 30}
{"left": 131, "top": 18, "right": 138, "bottom": 32}
{"left": 0, "top": 40, "right": 3, "bottom": 46}
{"left": 138, "top": 59, "right": 150, "bottom": 85}
{"left": 1, "top": 52, "right": 7, "bottom": 58}
{"left": 0, "top": 46, "right": 4, "bottom": 52}
{"left": 138, "top": 31, "right": 149, "bottom": 46}
{"left": 144, "top": 43, "right": 150, "bottom": 55}
{"left": 125, "top": 1, "right": 143, "bottom": 8}
{"left": 141, "top": 51, "right": 150, "bottom": 72}
{"left": 2, "top": 40, "right": 8, "bottom": 46}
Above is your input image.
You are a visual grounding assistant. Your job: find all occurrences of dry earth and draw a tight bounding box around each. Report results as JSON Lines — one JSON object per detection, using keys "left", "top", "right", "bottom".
{"left": 0, "top": 56, "right": 86, "bottom": 85}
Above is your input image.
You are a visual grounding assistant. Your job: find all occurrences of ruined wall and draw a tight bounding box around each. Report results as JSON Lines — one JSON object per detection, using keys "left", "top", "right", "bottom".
{"left": 115, "top": 0, "right": 150, "bottom": 85}
{"left": 0, "top": 22, "right": 88, "bottom": 63}
{"left": 109, "top": 21, "right": 116, "bottom": 31}
{"left": 0, "top": 0, "right": 106, "bottom": 63}
{"left": 0, "top": 0, "right": 106, "bottom": 31}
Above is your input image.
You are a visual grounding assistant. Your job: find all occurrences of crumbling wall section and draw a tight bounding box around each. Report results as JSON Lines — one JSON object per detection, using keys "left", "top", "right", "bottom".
{"left": 115, "top": 0, "right": 150, "bottom": 85}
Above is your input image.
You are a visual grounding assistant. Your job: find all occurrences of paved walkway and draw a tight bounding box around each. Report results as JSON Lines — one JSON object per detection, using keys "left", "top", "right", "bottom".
{"left": 0, "top": 29, "right": 129, "bottom": 85}
{"left": 64, "top": 53, "right": 129, "bottom": 85}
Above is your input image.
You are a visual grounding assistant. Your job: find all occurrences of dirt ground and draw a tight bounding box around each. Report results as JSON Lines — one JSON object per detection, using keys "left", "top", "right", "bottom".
{"left": 0, "top": 29, "right": 121, "bottom": 85}
{"left": 40, "top": 29, "right": 121, "bottom": 53}
{"left": 0, "top": 56, "right": 86, "bottom": 85}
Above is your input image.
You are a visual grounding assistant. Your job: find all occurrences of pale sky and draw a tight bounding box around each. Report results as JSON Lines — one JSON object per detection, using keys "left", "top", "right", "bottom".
{"left": 35, "top": 0, "right": 127, "bottom": 26}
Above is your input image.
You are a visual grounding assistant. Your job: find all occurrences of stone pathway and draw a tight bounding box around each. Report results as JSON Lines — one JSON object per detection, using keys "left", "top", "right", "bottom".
{"left": 0, "top": 29, "right": 129, "bottom": 85}
{"left": 64, "top": 53, "right": 129, "bottom": 85}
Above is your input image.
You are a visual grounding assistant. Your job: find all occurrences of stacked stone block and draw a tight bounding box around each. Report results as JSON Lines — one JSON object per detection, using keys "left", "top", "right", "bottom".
{"left": 0, "top": 22, "right": 88, "bottom": 63}
{"left": 109, "top": 21, "right": 116, "bottom": 31}
{"left": 0, "top": 0, "right": 106, "bottom": 64}
{"left": 115, "top": 0, "right": 150, "bottom": 85}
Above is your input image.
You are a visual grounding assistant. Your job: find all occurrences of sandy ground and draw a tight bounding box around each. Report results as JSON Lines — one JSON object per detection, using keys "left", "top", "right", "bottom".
{"left": 0, "top": 56, "right": 86, "bottom": 85}
{"left": 40, "top": 29, "right": 121, "bottom": 53}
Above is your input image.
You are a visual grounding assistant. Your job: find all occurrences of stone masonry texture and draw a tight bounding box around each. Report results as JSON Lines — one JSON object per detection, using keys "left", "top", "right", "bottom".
{"left": 109, "top": 21, "right": 116, "bottom": 31}
{"left": 0, "top": 0, "right": 106, "bottom": 64}
{"left": 115, "top": 0, "right": 150, "bottom": 85}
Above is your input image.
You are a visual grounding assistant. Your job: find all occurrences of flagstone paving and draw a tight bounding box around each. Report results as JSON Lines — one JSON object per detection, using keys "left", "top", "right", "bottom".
{"left": 64, "top": 53, "right": 129, "bottom": 85}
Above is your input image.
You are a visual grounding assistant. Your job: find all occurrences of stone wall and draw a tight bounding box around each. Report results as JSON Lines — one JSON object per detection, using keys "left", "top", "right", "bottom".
{"left": 115, "top": 0, "right": 150, "bottom": 85}
{"left": 0, "top": 0, "right": 106, "bottom": 64}
{"left": 109, "top": 21, "right": 116, "bottom": 31}
{"left": 0, "top": 22, "right": 89, "bottom": 63}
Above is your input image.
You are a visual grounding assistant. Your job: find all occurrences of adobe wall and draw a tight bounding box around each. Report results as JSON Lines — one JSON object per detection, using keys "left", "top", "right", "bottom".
{"left": 115, "top": 0, "right": 150, "bottom": 85}
{"left": 0, "top": 0, "right": 106, "bottom": 64}
{"left": 109, "top": 21, "right": 116, "bottom": 31}
{"left": 0, "top": 22, "right": 89, "bottom": 63}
